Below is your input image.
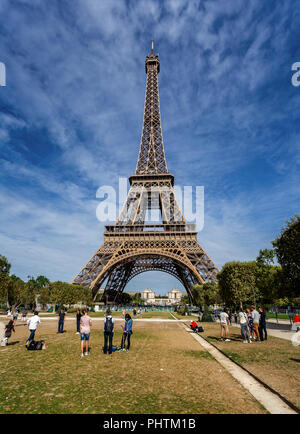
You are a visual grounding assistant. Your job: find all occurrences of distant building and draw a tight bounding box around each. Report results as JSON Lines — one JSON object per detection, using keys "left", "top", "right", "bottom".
{"left": 141, "top": 288, "right": 186, "bottom": 305}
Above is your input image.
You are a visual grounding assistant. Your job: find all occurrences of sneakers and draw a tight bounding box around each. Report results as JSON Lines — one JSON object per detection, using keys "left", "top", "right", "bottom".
{"left": 225, "top": 339, "right": 231, "bottom": 342}
{"left": 243, "top": 340, "right": 248, "bottom": 343}
{"left": 84, "top": 352, "right": 90, "bottom": 356}
{"left": 80, "top": 353, "right": 84, "bottom": 357}
{"left": 75, "top": 332, "right": 80, "bottom": 334}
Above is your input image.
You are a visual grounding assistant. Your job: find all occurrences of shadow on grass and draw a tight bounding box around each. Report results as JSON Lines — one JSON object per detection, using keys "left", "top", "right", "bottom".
{"left": 8, "top": 341, "right": 20, "bottom": 346}
{"left": 206, "top": 335, "right": 243, "bottom": 343}
{"left": 290, "top": 358, "right": 300, "bottom": 363}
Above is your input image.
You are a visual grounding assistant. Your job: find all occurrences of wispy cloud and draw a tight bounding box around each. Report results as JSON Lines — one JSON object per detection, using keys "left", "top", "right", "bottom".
{"left": 0, "top": 0, "right": 299, "bottom": 292}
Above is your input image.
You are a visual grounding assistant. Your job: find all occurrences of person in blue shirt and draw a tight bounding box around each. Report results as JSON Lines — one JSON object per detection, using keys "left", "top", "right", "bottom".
{"left": 120, "top": 313, "right": 133, "bottom": 352}
{"left": 58, "top": 308, "right": 66, "bottom": 333}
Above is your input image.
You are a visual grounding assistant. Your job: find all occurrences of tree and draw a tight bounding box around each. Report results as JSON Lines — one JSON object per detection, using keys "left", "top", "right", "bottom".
{"left": 131, "top": 292, "right": 145, "bottom": 305}
{"left": 49, "top": 281, "right": 92, "bottom": 308}
{"left": 0, "top": 255, "right": 11, "bottom": 275}
{"left": 38, "top": 287, "right": 51, "bottom": 309}
{"left": 255, "top": 249, "right": 282, "bottom": 304}
{"left": 218, "top": 261, "right": 261, "bottom": 309}
{"left": 272, "top": 214, "right": 300, "bottom": 298}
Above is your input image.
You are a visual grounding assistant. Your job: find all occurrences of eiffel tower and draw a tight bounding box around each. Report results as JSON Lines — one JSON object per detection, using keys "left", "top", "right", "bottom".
{"left": 72, "top": 43, "right": 219, "bottom": 303}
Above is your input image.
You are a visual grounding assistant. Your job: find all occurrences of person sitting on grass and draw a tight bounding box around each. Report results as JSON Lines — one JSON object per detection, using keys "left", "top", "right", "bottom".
{"left": 190, "top": 320, "right": 198, "bottom": 333}
{"left": 80, "top": 309, "right": 92, "bottom": 357}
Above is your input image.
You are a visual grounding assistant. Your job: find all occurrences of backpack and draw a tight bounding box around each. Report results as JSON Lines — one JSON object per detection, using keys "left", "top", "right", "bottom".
{"left": 104, "top": 317, "right": 113, "bottom": 333}
{"left": 27, "top": 340, "right": 43, "bottom": 350}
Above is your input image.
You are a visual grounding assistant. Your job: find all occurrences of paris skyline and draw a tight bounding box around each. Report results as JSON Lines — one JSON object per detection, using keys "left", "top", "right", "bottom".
{"left": 0, "top": 0, "right": 299, "bottom": 294}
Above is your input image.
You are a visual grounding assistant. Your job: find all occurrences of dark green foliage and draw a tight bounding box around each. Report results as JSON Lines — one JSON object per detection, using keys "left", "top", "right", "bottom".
{"left": 272, "top": 214, "right": 300, "bottom": 298}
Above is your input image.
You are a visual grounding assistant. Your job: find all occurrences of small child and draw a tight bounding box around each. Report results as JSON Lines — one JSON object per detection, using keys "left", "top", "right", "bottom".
{"left": 4, "top": 320, "right": 15, "bottom": 345}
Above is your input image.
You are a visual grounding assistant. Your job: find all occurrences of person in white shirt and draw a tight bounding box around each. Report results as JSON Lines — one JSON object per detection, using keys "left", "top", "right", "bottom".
{"left": 239, "top": 308, "right": 251, "bottom": 343}
{"left": 26, "top": 311, "right": 41, "bottom": 345}
{"left": 219, "top": 309, "right": 230, "bottom": 341}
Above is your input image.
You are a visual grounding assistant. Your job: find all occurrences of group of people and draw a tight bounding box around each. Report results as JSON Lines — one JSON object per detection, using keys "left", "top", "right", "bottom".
{"left": 219, "top": 306, "right": 267, "bottom": 343}
{"left": 2, "top": 307, "right": 134, "bottom": 357}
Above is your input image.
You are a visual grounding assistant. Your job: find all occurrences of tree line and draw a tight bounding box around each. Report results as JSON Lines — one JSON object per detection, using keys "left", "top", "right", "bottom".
{"left": 0, "top": 258, "right": 92, "bottom": 310}
{"left": 191, "top": 214, "right": 300, "bottom": 310}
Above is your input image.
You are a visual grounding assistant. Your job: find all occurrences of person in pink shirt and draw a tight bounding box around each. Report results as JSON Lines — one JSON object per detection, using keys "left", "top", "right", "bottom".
{"left": 80, "top": 309, "right": 92, "bottom": 357}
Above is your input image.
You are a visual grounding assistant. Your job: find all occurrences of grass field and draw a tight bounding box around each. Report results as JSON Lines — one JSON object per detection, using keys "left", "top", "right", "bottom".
{"left": 199, "top": 322, "right": 300, "bottom": 408}
{"left": 0, "top": 318, "right": 268, "bottom": 414}
{"left": 37, "top": 311, "right": 176, "bottom": 320}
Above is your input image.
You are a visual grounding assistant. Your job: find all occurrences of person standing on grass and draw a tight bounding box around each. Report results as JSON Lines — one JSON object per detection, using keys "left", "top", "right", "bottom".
{"left": 26, "top": 311, "right": 41, "bottom": 345}
{"left": 258, "top": 307, "right": 267, "bottom": 341}
{"left": 246, "top": 308, "right": 254, "bottom": 339}
{"left": 238, "top": 308, "right": 251, "bottom": 343}
{"left": 103, "top": 309, "right": 115, "bottom": 355}
{"left": 120, "top": 313, "right": 133, "bottom": 352}
{"left": 80, "top": 309, "right": 92, "bottom": 357}
{"left": 133, "top": 308, "right": 137, "bottom": 319}
{"left": 122, "top": 308, "right": 125, "bottom": 319}
{"left": 228, "top": 311, "right": 232, "bottom": 325}
{"left": 234, "top": 312, "right": 238, "bottom": 324}
{"left": 76, "top": 309, "right": 82, "bottom": 335}
{"left": 58, "top": 308, "right": 66, "bottom": 333}
{"left": 220, "top": 309, "right": 230, "bottom": 341}
{"left": 251, "top": 305, "right": 261, "bottom": 342}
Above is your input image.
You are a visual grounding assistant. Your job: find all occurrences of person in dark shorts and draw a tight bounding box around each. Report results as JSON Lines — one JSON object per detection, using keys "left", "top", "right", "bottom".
{"left": 103, "top": 309, "right": 115, "bottom": 354}
{"left": 58, "top": 308, "right": 66, "bottom": 333}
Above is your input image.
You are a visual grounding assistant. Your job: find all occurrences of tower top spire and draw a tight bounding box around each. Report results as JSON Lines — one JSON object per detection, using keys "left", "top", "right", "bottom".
{"left": 136, "top": 46, "right": 166, "bottom": 175}
{"left": 151, "top": 40, "right": 154, "bottom": 54}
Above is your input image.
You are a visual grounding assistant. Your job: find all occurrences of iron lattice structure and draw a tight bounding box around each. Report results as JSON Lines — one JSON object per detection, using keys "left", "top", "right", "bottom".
{"left": 72, "top": 44, "right": 219, "bottom": 303}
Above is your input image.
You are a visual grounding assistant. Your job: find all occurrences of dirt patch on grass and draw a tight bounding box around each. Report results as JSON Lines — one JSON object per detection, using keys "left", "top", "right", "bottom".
{"left": 0, "top": 319, "right": 266, "bottom": 414}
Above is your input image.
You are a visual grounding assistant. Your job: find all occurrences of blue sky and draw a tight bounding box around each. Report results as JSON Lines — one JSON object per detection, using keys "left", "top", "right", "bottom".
{"left": 0, "top": 0, "right": 299, "bottom": 294}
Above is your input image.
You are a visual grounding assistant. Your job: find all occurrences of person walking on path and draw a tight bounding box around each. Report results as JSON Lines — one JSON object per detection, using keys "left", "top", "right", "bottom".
{"left": 103, "top": 309, "right": 115, "bottom": 354}
{"left": 80, "top": 309, "right": 92, "bottom": 357}
{"left": 258, "top": 307, "right": 267, "bottom": 341}
{"left": 234, "top": 312, "right": 238, "bottom": 324}
{"left": 76, "top": 309, "right": 82, "bottom": 334}
{"left": 251, "top": 306, "right": 261, "bottom": 342}
{"left": 219, "top": 309, "right": 230, "bottom": 341}
{"left": 120, "top": 313, "right": 133, "bottom": 352}
{"left": 58, "top": 308, "right": 66, "bottom": 333}
{"left": 21, "top": 311, "right": 27, "bottom": 322}
{"left": 122, "top": 308, "right": 125, "bottom": 319}
{"left": 133, "top": 308, "right": 137, "bottom": 319}
{"left": 13, "top": 310, "right": 18, "bottom": 322}
{"left": 238, "top": 308, "right": 251, "bottom": 343}
{"left": 26, "top": 311, "right": 41, "bottom": 345}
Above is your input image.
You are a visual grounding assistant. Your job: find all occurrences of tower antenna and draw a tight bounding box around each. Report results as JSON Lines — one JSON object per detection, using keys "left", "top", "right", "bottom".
{"left": 151, "top": 40, "right": 154, "bottom": 54}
